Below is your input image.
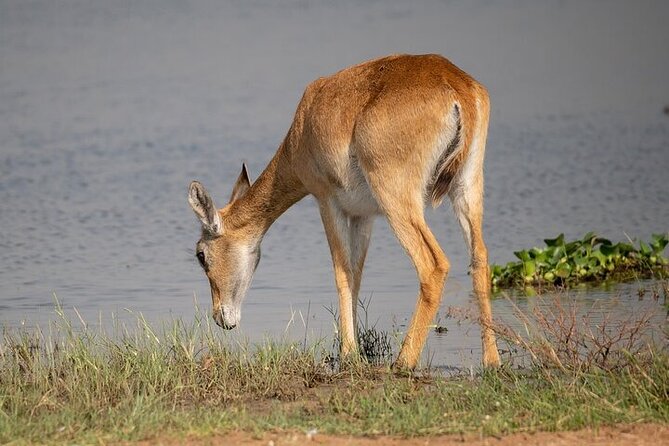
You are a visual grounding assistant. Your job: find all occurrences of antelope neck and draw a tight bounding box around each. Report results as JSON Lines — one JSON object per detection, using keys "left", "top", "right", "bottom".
{"left": 227, "top": 145, "right": 308, "bottom": 237}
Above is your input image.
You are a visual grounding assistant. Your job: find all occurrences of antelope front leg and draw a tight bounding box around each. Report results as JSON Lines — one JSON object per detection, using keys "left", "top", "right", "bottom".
{"left": 318, "top": 200, "right": 358, "bottom": 357}
{"left": 348, "top": 216, "right": 373, "bottom": 330}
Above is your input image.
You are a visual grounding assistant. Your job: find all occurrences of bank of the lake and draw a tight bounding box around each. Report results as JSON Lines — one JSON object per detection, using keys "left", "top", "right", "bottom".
{"left": 2, "top": 300, "right": 667, "bottom": 444}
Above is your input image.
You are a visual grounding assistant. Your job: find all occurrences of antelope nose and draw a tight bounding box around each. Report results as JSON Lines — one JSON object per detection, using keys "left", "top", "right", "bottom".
{"left": 213, "top": 311, "right": 236, "bottom": 330}
{"left": 213, "top": 311, "right": 225, "bottom": 328}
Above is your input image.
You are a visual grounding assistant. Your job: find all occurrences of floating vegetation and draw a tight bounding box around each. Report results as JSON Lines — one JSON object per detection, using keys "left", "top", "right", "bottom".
{"left": 491, "top": 232, "right": 669, "bottom": 290}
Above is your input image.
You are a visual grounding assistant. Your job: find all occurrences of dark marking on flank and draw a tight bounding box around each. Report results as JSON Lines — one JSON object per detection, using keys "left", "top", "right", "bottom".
{"left": 429, "top": 103, "right": 461, "bottom": 205}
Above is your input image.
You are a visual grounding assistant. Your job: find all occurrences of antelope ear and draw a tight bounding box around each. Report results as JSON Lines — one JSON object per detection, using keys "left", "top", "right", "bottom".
{"left": 229, "top": 163, "right": 251, "bottom": 203}
{"left": 188, "top": 181, "right": 223, "bottom": 234}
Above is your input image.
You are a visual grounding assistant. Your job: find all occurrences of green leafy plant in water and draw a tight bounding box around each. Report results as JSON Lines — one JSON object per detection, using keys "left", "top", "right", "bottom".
{"left": 491, "top": 232, "right": 669, "bottom": 291}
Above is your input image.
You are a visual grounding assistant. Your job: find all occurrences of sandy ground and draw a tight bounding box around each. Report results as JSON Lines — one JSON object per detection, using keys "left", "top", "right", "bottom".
{"left": 141, "top": 423, "right": 669, "bottom": 445}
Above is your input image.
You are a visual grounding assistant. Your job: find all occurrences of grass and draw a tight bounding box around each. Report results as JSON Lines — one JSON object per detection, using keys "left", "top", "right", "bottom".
{"left": 494, "top": 285, "right": 669, "bottom": 371}
{"left": 1, "top": 295, "right": 668, "bottom": 444}
{"left": 317, "top": 358, "right": 669, "bottom": 435}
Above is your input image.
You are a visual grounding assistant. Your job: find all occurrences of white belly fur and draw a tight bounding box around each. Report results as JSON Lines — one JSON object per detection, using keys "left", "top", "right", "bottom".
{"left": 334, "top": 181, "right": 382, "bottom": 217}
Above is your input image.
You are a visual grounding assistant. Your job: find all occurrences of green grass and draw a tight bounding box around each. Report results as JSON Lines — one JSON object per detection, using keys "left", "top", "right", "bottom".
{"left": 491, "top": 232, "right": 669, "bottom": 291}
{"left": 1, "top": 303, "right": 668, "bottom": 444}
{"left": 312, "top": 360, "right": 669, "bottom": 436}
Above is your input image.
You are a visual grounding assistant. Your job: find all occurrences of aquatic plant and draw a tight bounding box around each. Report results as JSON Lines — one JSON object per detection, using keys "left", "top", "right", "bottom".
{"left": 491, "top": 232, "right": 669, "bottom": 290}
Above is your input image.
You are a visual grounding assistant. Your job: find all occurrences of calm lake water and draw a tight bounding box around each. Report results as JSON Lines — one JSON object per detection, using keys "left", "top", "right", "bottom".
{"left": 1, "top": 0, "right": 668, "bottom": 368}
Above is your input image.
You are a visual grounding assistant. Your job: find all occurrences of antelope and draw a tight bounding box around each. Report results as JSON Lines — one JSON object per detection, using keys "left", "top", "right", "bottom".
{"left": 188, "top": 54, "right": 501, "bottom": 369}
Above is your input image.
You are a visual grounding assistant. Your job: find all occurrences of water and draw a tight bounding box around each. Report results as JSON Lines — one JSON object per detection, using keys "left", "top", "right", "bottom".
{"left": 1, "top": 0, "right": 668, "bottom": 368}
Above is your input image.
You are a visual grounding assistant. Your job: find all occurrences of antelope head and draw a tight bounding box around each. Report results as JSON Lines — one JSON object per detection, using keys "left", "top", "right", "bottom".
{"left": 188, "top": 164, "right": 260, "bottom": 329}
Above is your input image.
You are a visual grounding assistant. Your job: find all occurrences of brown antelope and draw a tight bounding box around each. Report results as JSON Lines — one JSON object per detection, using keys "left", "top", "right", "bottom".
{"left": 188, "top": 54, "right": 501, "bottom": 369}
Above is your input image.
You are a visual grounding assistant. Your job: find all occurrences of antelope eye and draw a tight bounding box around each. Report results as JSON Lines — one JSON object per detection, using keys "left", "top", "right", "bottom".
{"left": 196, "top": 251, "right": 206, "bottom": 268}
